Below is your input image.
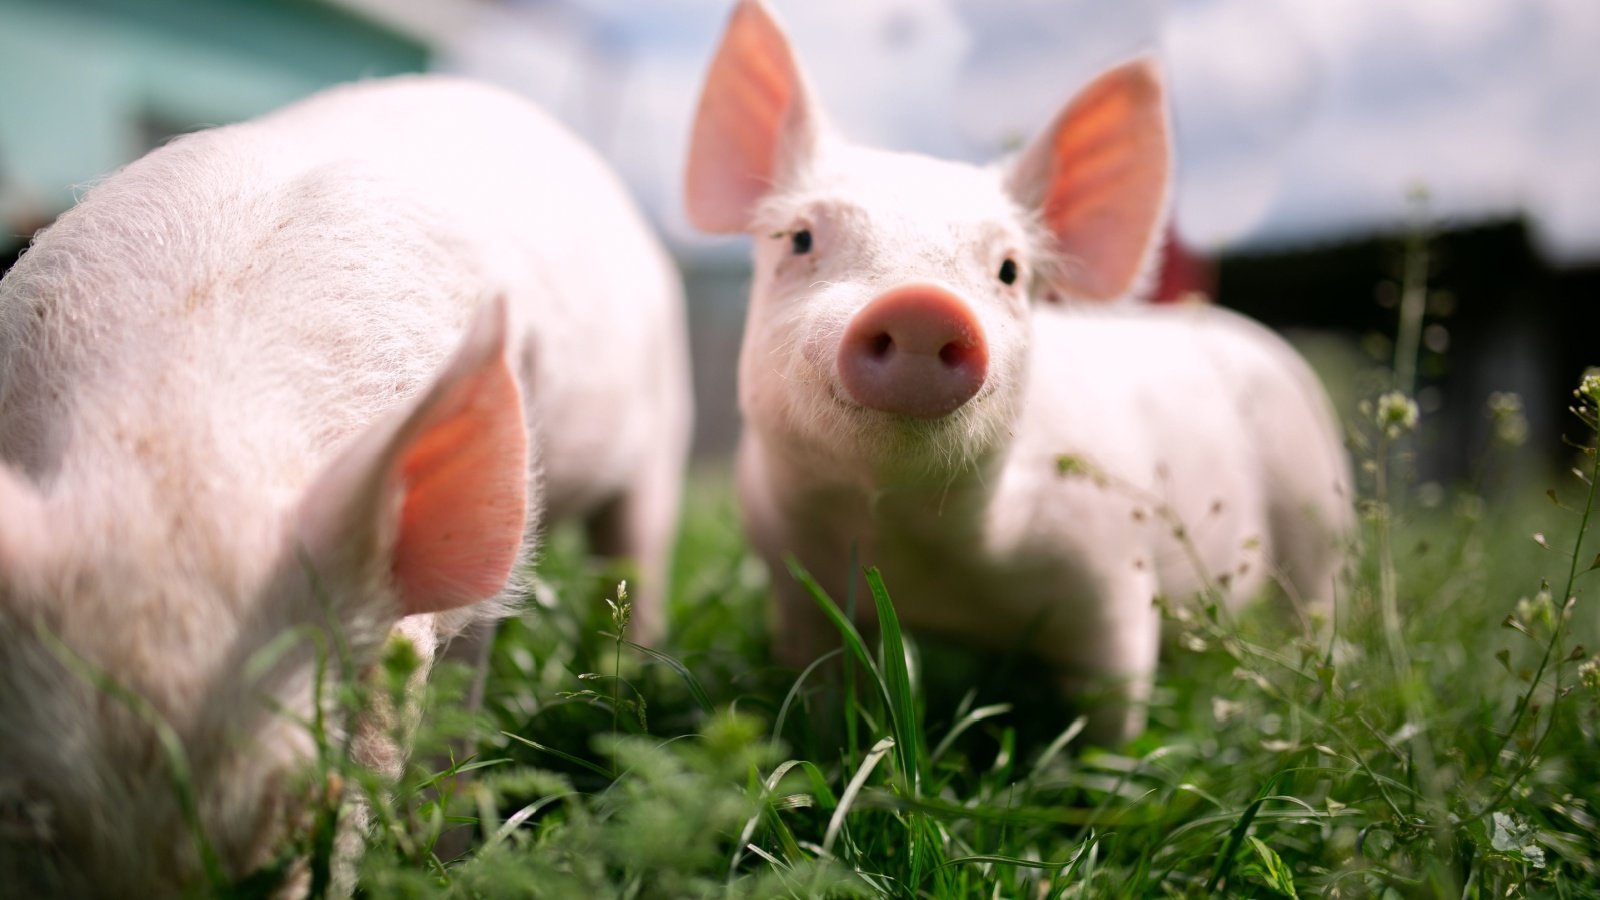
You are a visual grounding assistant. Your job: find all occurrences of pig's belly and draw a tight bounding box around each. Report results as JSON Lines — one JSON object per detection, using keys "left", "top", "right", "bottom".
{"left": 860, "top": 509, "right": 1267, "bottom": 661}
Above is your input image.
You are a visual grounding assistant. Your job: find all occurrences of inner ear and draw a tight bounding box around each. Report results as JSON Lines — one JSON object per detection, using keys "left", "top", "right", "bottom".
{"left": 685, "top": 0, "right": 825, "bottom": 233}
{"left": 1008, "top": 57, "right": 1171, "bottom": 302}
{"left": 294, "top": 297, "right": 532, "bottom": 624}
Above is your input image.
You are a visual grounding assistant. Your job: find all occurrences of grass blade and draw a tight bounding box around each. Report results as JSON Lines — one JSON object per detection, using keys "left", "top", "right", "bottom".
{"left": 865, "top": 567, "right": 924, "bottom": 793}
{"left": 930, "top": 702, "right": 1012, "bottom": 764}
{"left": 730, "top": 758, "right": 839, "bottom": 878}
{"left": 1028, "top": 716, "right": 1088, "bottom": 782}
{"left": 824, "top": 736, "right": 896, "bottom": 855}
{"left": 487, "top": 793, "right": 573, "bottom": 850}
{"left": 773, "top": 647, "right": 844, "bottom": 742}
{"left": 500, "top": 731, "right": 614, "bottom": 781}
{"left": 1208, "top": 771, "right": 1284, "bottom": 893}
{"left": 1246, "top": 835, "right": 1299, "bottom": 898}
{"left": 845, "top": 543, "right": 862, "bottom": 768}
{"left": 620, "top": 637, "right": 715, "bottom": 714}
{"left": 784, "top": 556, "right": 891, "bottom": 710}
{"left": 853, "top": 788, "right": 1147, "bottom": 828}
{"left": 933, "top": 852, "right": 1085, "bottom": 874}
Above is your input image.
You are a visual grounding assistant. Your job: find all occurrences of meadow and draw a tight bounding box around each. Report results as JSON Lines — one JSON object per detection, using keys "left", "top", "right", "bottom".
{"left": 277, "top": 329, "right": 1600, "bottom": 898}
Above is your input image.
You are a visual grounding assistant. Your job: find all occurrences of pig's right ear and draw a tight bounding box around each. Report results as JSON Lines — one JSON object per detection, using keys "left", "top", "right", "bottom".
{"left": 1006, "top": 58, "right": 1171, "bottom": 303}
{"left": 294, "top": 297, "right": 531, "bottom": 622}
{"left": 685, "top": 0, "right": 822, "bottom": 233}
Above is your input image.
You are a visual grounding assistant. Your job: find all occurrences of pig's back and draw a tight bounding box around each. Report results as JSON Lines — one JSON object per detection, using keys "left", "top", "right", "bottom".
{"left": 254, "top": 77, "right": 689, "bottom": 518}
{"left": 257, "top": 80, "right": 688, "bottom": 515}
{"left": 0, "top": 76, "right": 684, "bottom": 517}
{"left": 1026, "top": 301, "right": 1340, "bottom": 470}
{"left": 1014, "top": 302, "right": 1350, "bottom": 602}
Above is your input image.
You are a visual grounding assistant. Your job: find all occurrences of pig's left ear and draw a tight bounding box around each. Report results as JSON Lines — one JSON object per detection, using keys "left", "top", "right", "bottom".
{"left": 294, "top": 296, "right": 532, "bottom": 623}
{"left": 685, "top": 0, "right": 824, "bottom": 233}
{"left": 1007, "top": 58, "right": 1171, "bottom": 302}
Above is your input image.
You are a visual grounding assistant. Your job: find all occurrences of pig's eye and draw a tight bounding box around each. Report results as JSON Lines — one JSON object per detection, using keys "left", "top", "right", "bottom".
{"left": 791, "top": 229, "right": 813, "bottom": 255}
{"left": 998, "top": 258, "right": 1019, "bottom": 285}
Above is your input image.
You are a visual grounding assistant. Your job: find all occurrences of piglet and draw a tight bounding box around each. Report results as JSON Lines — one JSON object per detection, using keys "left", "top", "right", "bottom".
{"left": 687, "top": 0, "right": 1351, "bottom": 740}
{"left": 0, "top": 75, "right": 690, "bottom": 894}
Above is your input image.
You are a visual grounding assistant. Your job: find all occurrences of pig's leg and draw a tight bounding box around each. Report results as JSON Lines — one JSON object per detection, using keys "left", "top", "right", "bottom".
{"left": 765, "top": 547, "right": 883, "bottom": 753}
{"left": 584, "top": 453, "right": 685, "bottom": 647}
{"left": 1236, "top": 341, "right": 1354, "bottom": 620}
{"left": 768, "top": 560, "right": 863, "bottom": 671}
{"left": 438, "top": 615, "right": 496, "bottom": 711}
{"left": 736, "top": 445, "right": 866, "bottom": 672}
{"left": 1052, "top": 571, "right": 1162, "bottom": 744}
{"left": 427, "top": 616, "right": 497, "bottom": 860}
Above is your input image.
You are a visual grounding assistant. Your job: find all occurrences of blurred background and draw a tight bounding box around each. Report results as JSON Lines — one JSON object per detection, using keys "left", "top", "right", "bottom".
{"left": 1, "top": 0, "right": 1595, "bottom": 483}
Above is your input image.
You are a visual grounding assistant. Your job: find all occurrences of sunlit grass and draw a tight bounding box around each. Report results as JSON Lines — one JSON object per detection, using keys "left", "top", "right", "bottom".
{"left": 183, "top": 327, "right": 1600, "bottom": 900}
{"left": 266, "top": 369, "right": 1600, "bottom": 898}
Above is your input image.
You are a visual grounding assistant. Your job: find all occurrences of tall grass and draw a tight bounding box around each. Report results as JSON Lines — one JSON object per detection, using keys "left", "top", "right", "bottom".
{"left": 272, "top": 375, "right": 1600, "bottom": 898}
{"left": 240, "top": 330, "right": 1600, "bottom": 897}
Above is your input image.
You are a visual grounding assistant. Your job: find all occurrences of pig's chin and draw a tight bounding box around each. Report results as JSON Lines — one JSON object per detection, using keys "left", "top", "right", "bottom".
{"left": 814, "top": 380, "right": 1007, "bottom": 481}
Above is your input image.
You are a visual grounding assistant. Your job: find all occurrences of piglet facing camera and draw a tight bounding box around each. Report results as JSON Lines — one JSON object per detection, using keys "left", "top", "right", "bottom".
{"left": 688, "top": 0, "right": 1352, "bottom": 741}
{"left": 0, "top": 75, "right": 691, "bottom": 895}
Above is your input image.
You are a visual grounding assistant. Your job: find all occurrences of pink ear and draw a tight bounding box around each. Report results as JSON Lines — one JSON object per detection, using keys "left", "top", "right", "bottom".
{"left": 685, "top": 0, "right": 821, "bottom": 233}
{"left": 297, "top": 297, "right": 530, "bottom": 618}
{"left": 1008, "top": 58, "right": 1171, "bottom": 302}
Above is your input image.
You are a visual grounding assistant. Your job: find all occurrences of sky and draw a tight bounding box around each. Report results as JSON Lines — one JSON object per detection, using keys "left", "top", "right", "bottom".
{"left": 442, "top": 0, "right": 1600, "bottom": 264}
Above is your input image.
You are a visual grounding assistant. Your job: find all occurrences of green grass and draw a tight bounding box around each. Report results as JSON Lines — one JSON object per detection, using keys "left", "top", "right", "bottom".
{"left": 280, "top": 373, "right": 1600, "bottom": 898}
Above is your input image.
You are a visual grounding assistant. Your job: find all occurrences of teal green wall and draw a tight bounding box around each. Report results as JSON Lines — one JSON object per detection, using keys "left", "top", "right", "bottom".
{"left": 0, "top": 0, "right": 427, "bottom": 221}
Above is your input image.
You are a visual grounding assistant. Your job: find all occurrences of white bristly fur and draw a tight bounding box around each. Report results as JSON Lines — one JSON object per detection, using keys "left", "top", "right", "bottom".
{"left": 0, "top": 76, "right": 690, "bottom": 895}
{"left": 743, "top": 151, "right": 1352, "bottom": 742}
{"left": 693, "top": 1, "right": 1352, "bottom": 743}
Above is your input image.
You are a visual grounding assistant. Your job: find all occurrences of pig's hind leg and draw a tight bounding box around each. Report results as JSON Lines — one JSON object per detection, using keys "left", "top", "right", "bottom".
{"left": 1050, "top": 570, "right": 1163, "bottom": 745}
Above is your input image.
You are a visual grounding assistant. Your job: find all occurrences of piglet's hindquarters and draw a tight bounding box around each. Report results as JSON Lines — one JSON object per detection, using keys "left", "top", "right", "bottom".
{"left": 0, "top": 76, "right": 690, "bottom": 894}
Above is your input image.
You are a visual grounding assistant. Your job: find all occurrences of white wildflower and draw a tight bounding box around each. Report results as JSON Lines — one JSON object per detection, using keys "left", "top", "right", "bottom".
{"left": 1579, "top": 658, "right": 1600, "bottom": 692}
{"left": 1486, "top": 392, "right": 1528, "bottom": 447}
{"left": 1374, "top": 391, "right": 1419, "bottom": 438}
{"left": 1578, "top": 369, "right": 1600, "bottom": 405}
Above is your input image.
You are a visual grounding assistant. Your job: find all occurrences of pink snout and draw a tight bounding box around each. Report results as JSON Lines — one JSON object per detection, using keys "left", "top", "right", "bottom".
{"left": 836, "top": 284, "right": 988, "bottom": 419}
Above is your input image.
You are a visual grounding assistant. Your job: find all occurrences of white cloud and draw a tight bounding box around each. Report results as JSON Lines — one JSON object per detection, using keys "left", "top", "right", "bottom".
{"left": 1159, "top": 0, "right": 1318, "bottom": 249}
{"left": 947, "top": 0, "right": 1162, "bottom": 157}
{"left": 776, "top": 0, "right": 972, "bottom": 156}
{"left": 444, "top": 0, "right": 1600, "bottom": 262}
{"left": 1219, "top": 0, "right": 1600, "bottom": 259}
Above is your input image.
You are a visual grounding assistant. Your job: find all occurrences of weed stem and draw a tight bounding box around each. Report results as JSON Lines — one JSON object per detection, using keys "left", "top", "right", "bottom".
{"left": 1471, "top": 420, "right": 1600, "bottom": 821}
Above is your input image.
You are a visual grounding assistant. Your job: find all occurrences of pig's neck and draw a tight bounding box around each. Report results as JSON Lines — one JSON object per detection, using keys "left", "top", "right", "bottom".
{"left": 747, "top": 430, "right": 1009, "bottom": 549}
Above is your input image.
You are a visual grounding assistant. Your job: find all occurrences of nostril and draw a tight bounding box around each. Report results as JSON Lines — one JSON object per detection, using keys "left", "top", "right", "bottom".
{"left": 938, "top": 341, "right": 969, "bottom": 368}
{"left": 869, "top": 332, "right": 893, "bottom": 359}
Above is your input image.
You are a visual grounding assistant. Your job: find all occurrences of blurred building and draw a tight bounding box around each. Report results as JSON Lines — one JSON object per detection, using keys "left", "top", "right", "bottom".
{"left": 0, "top": 0, "right": 492, "bottom": 258}
{"left": 1219, "top": 219, "right": 1598, "bottom": 483}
